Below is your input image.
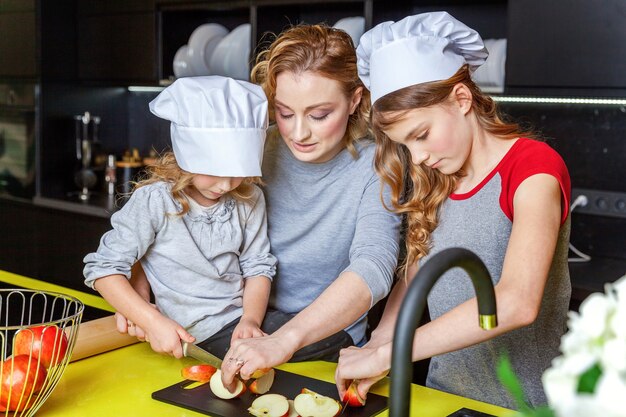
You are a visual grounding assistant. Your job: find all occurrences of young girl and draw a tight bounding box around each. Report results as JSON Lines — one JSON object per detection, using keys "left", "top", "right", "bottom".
{"left": 336, "top": 12, "right": 571, "bottom": 409}
{"left": 83, "top": 76, "right": 277, "bottom": 359}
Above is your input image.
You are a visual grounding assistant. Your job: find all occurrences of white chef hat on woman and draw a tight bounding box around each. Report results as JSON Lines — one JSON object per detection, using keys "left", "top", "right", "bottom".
{"left": 357, "top": 11, "right": 488, "bottom": 104}
{"left": 149, "top": 76, "right": 268, "bottom": 177}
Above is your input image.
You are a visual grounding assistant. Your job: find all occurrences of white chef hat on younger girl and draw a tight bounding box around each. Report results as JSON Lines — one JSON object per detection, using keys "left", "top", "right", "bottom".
{"left": 149, "top": 76, "right": 268, "bottom": 177}
{"left": 357, "top": 11, "right": 489, "bottom": 104}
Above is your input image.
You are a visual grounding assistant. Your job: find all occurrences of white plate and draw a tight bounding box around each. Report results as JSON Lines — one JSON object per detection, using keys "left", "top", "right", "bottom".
{"left": 187, "top": 23, "right": 229, "bottom": 76}
{"left": 173, "top": 45, "right": 194, "bottom": 78}
{"left": 210, "top": 23, "right": 251, "bottom": 81}
{"left": 333, "top": 16, "right": 365, "bottom": 47}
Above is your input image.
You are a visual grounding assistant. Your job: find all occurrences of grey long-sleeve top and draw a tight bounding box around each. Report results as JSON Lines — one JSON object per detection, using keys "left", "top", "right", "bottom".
{"left": 262, "top": 135, "right": 401, "bottom": 344}
{"left": 84, "top": 182, "right": 277, "bottom": 341}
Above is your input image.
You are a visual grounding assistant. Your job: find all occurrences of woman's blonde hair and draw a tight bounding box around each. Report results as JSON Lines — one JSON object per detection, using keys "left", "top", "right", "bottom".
{"left": 372, "top": 65, "right": 533, "bottom": 273}
{"left": 133, "top": 151, "right": 261, "bottom": 216}
{"left": 251, "top": 24, "right": 370, "bottom": 156}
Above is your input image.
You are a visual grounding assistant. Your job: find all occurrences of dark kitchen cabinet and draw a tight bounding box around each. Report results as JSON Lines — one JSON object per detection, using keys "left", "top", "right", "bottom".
{"left": 78, "top": 12, "right": 158, "bottom": 82}
{"left": 0, "top": 1, "right": 37, "bottom": 78}
{"left": 0, "top": 197, "right": 111, "bottom": 292}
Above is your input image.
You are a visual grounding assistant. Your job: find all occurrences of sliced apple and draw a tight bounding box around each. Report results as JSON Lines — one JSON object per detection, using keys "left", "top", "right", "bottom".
{"left": 293, "top": 388, "right": 341, "bottom": 417}
{"left": 250, "top": 368, "right": 272, "bottom": 379}
{"left": 181, "top": 364, "right": 217, "bottom": 383}
{"left": 342, "top": 381, "right": 366, "bottom": 407}
{"left": 249, "top": 368, "right": 276, "bottom": 395}
{"left": 209, "top": 370, "right": 246, "bottom": 399}
{"left": 248, "top": 393, "right": 290, "bottom": 417}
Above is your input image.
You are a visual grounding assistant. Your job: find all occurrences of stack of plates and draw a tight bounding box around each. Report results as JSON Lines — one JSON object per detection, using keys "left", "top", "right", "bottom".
{"left": 333, "top": 16, "right": 365, "bottom": 47}
{"left": 172, "top": 22, "right": 251, "bottom": 81}
{"left": 472, "top": 38, "right": 507, "bottom": 92}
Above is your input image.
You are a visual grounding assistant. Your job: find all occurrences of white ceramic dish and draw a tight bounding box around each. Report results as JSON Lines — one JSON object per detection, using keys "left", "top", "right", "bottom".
{"left": 173, "top": 45, "right": 194, "bottom": 78}
{"left": 333, "top": 16, "right": 365, "bottom": 47}
{"left": 472, "top": 38, "right": 507, "bottom": 88}
{"left": 209, "top": 23, "right": 251, "bottom": 81}
{"left": 186, "top": 23, "right": 229, "bottom": 76}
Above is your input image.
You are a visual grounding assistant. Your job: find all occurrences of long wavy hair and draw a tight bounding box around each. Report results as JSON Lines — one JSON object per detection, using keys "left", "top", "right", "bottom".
{"left": 372, "top": 65, "right": 533, "bottom": 272}
{"left": 251, "top": 24, "right": 370, "bottom": 157}
{"left": 133, "top": 151, "right": 261, "bottom": 216}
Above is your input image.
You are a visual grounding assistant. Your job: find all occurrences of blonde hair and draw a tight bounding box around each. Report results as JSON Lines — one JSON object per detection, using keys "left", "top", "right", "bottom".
{"left": 372, "top": 65, "right": 533, "bottom": 272}
{"left": 133, "top": 151, "right": 261, "bottom": 216}
{"left": 251, "top": 24, "right": 370, "bottom": 156}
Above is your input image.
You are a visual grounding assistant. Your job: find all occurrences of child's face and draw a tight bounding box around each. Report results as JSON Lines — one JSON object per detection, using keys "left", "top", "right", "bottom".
{"left": 189, "top": 175, "right": 244, "bottom": 206}
{"left": 382, "top": 101, "right": 472, "bottom": 175}
{"left": 274, "top": 70, "right": 361, "bottom": 164}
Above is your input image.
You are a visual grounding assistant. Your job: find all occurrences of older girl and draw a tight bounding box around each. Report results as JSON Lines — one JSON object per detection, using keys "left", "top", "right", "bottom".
{"left": 336, "top": 12, "right": 571, "bottom": 409}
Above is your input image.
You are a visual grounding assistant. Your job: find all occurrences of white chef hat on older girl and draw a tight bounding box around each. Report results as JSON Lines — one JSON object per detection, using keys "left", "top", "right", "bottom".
{"left": 356, "top": 11, "right": 489, "bottom": 103}
{"left": 149, "top": 76, "right": 268, "bottom": 177}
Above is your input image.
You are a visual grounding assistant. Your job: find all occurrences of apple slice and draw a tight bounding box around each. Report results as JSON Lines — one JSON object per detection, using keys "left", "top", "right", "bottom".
{"left": 250, "top": 368, "right": 271, "bottom": 379}
{"left": 209, "top": 370, "right": 246, "bottom": 399}
{"left": 248, "top": 393, "right": 290, "bottom": 417}
{"left": 342, "top": 381, "right": 366, "bottom": 407}
{"left": 293, "top": 388, "right": 341, "bottom": 417}
{"left": 249, "top": 368, "right": 275, "bottom": 394}
{"left": 181, "top": 364, "right": 217, "bottom": 383}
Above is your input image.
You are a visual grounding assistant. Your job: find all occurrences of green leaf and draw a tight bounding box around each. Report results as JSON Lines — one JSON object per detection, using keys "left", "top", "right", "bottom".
{"left": 577, "top": 363, "right": 602, "bottom": 394}
{"left": 497, "top": 354, "right": 531, "bottom": 413}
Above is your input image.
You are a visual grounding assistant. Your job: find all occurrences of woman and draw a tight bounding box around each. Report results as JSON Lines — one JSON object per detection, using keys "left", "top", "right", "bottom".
{"left": 122, "top": 24, "right": 401, "bottom": 383}
{"left": 335, "top": 12, "right": 571, "bottom": 409}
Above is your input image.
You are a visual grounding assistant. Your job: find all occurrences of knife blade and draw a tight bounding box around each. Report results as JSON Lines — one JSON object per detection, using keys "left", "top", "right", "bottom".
{"left": 182, "top": 342, "right": 223, "bottom": 369}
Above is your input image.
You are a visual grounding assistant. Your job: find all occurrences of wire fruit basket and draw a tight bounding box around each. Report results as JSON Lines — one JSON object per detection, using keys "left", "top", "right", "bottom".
{"left": 0, "top": 289, "right": 84, "bottom": 416}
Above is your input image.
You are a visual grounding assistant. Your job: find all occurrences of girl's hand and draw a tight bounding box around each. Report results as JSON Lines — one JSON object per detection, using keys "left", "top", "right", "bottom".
{"left": 115, "top": 303, "right": 158, "bottom": 342}
{"left": 141, "top": 314, "right": 195, "bottom": 358}
{"left": 335, "top": 345, "right": 390, "bottom": 400}
{"left": 231, "top": 317, "right": 267, "bottom": 342}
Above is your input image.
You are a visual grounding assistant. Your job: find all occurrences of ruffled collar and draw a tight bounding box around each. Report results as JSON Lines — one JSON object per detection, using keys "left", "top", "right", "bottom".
{"left": 185, "top": 194, "right": 236, "bottom": 225}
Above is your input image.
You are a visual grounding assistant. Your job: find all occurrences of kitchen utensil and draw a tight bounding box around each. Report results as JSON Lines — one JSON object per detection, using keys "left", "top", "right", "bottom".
{"left": 209, "top": 23, "right": 251, "bottom": 81}
{"left": 181, "top": 342, "right": 223, "bottom": 369}
{"left": 173, "top": 45, "right": 194, "bottom": 78}
{"left": 0, "top": 289, "right": 84, "bottom": 416}
{"left": 70, "top": 315, "right": 139, "bottom": 362}
{"left": 153, "top": 368, "right": 389, "bottom": 417}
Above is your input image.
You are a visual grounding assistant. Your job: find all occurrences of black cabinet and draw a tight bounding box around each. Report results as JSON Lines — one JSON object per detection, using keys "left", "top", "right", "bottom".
{"left": 506, "top": 0, "right": 626, "bottom": 95}
{"left": 0, "top": 1, "right": 37, "bottom": 78}
{"left": 78, "top": 12, "right": 157, "bottom": 82}
{"left": 0, "top": 197, "right": 111, "bottom": 292}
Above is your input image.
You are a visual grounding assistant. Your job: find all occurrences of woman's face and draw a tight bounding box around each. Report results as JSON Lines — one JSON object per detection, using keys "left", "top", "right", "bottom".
{"left": 274, "top": 71, "right": 362, "bottom": 163}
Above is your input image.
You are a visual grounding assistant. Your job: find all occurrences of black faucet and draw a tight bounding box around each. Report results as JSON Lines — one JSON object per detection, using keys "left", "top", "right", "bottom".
{"left": 388, "top": 247, "right": 498, "bottom": 417}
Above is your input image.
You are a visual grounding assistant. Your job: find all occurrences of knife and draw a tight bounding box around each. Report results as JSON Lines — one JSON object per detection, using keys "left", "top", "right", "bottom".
{"left": 182, "top": 342, "right": 223, "bottom": 369}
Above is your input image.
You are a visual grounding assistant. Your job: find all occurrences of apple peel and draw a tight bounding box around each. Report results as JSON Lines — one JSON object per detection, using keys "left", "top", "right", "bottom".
{"left": 342, "top": 380, "right": 366, "bottom": 407}
{"left": 181, "top": 364, "right": 217, "bottom": 383}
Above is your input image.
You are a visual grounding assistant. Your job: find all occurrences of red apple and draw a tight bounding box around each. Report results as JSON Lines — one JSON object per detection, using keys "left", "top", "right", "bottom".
{"left": 247, "top": 393, "right": 290, "bottom": 417}
{"left": 181, "top": 364, "right": 217, "bottom": 383}
{"left": 14, "top": 325, "right": 69, "bottom": 368}
{"left": 342, "top": 381, "right": 366, "bottom": 407}
{"left": 250, "top": 368, "right": 271, "bottom": 379}
{"left": 0, "top": 355, "right": 47, "bottom": 412}
{"left": 293, "top": 388, "right": 341, "bottom": 417}
{"left": 209, "top": 370, "right": 246, "bottom": 399}
{"left": 249, "top": 368, "right": 275, "bottom": 395}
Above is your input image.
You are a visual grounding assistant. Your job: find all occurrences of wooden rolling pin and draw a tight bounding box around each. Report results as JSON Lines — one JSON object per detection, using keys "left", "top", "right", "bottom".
{"left": 70, "top": 315, "right": 139, "bottom": 362}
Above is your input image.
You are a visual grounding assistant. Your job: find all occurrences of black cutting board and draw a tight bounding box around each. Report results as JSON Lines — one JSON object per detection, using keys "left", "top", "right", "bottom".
{"left": 152, "top": 368, "right": 388, "bottom": 417}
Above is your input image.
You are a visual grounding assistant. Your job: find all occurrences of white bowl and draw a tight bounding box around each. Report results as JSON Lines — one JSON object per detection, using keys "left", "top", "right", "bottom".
{"left": 209, "top": 23, "right": 251, "bottom": 81}
{"left": 187, "top": 23, "right": 229, "bottom": 76}
{"left": 173, "top": 45, "right": 194, "bottom": 78}
{"left": 333, "top": 16, "right": 365, "bottom": 47}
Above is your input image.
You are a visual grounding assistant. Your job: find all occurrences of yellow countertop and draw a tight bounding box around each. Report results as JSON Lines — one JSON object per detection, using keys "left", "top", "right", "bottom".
{"left": 0, "top": 270, "right": 514, "bottom": 417}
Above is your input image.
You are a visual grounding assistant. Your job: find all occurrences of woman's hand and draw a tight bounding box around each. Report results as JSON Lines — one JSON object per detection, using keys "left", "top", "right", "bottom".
{"left": 335, "top": 344, "right": 391, "bottom": 400}
{"left": 221, "top": 333, "right": 298, "bottom": 386}
{"left": 231, "top": 317, "right": 267, "bottom": 342}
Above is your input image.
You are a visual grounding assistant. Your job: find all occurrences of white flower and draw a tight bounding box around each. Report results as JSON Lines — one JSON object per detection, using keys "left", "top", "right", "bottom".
{"left": 544, "top": 273, "right": 626, "bottom": 417}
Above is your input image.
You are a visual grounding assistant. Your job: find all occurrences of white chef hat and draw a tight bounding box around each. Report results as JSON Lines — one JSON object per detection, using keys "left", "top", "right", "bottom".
{"left": 357, "top": 12, "right": 488, "bottom": 103}
{"left": 149, "top": 76, "right": 268, "bottom": 177}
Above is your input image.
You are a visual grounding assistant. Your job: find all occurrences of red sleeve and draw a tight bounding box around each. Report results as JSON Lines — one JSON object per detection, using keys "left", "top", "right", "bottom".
{"left": 499, "top": 139, "right": 571, "bottom": 224}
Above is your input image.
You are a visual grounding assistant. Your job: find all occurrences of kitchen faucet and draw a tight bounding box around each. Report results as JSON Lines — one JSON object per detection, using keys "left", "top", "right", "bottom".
{"left": 388, "top": 247, "right": 498, "bottom": 417}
